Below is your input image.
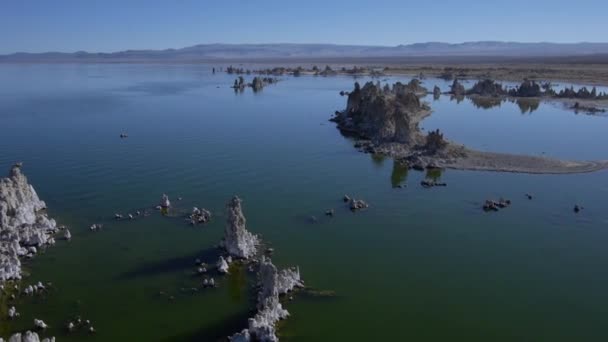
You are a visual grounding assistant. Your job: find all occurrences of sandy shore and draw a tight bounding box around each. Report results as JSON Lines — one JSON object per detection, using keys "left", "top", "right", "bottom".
{"left": 441, "top": 148, "right": 608, "bottom": 174}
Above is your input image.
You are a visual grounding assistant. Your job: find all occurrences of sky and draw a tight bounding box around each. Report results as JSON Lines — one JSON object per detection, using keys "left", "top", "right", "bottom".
{"left": 0, "top": 0, "right": 607, "bottom": 54}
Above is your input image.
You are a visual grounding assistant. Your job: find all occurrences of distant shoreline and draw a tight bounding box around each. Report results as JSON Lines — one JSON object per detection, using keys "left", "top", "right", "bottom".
{"left": 3, "top": 55, "right": 608, "bottom": 86}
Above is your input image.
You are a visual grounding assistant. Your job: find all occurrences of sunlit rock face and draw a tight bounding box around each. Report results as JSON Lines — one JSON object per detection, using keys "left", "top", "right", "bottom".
{"left": 1, "top": 165, "right": 58, "bottom": 282}
{"left": 222, "top": 196, "right": 259, "bottom": 259}
{"left": 335, "top": 81, "right": 429, "bottom": 145}
{"left": 230, "top": 257, "right": 303, "bottom": 342}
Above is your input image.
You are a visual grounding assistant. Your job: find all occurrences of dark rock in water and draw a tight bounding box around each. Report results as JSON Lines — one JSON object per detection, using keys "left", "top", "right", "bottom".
{"left": 509, "top": 80, "right": 542, "bottom": 97}
{"left": 433, "top": 86, "right": 441, "bottom": 99}
{"left": 349, "top": 198, "right": 369, "bottom": 211}
{"left": 483, "top": 198, "right": 511, "bottom": 212}
{"left": 412, "top": 162, "right": 425, "bottom": 171}
{"left": 325, "top": 209, "right": 335, "bottom": 216}
{"left": 483, "top": 200, "right": 500, "bottom": 212}
{"left": 574, "top": 205, "right": 582, "bottom": 213}
{"left": 467, "top": 79, "right": 506, "bottom": 97}
{"left": 450, "top": 79, "right": 466, "bottom": 97}
{"left": 424, "top": 129, "right": 448, "bottom": 153}
{"left": 420, "top": 180, "right": 447, "bottom": 188}
{"left": 343, "top": 195, "right": 351, "bottom": 203}
{"left": 525, "top": 193, "right": 533, "bottom": 200}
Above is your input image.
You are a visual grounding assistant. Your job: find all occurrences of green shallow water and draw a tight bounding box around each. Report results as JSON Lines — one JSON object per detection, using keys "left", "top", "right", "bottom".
{"left": 1, "top": 64, "right": 608, "bottom": 341}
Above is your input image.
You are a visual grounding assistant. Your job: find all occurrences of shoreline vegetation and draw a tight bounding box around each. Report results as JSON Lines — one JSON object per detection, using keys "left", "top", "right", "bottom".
{"left": 329, "top": 80, "right": 608, "bottom": 175}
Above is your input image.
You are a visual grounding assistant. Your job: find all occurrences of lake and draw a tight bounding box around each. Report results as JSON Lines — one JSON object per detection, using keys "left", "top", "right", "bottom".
{"left": 1, "top": 64, "right": 608, "bottom": 341}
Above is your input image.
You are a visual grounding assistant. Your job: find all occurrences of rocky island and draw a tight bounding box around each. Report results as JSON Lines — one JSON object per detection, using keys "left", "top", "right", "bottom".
{"left": 331, "top": 81, "right": 608, "bottom": 174}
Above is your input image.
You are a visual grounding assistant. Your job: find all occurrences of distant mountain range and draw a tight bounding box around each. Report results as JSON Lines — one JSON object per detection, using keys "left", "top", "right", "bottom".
{"left": 2, "top": 42, "right": 608, "bottom": 62}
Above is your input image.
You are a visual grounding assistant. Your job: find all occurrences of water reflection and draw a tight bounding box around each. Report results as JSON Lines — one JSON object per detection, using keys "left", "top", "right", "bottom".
{"left": 371, "top": 153, "right": 386, "bottom": 167}
{"left": 391, "top": 161, "right": 409, "bottom": 187}
{"left": 425, "top": 168, "right": 443, "bottom": 182}
{"left": 227, "top": 263, "right": 249, "bottom": 301}
{"left": 450, "top": 94, "right": 465, "bottom": 104}
{"left": 470, "top": 96, "right": 503, "bottom": 110}
{"left": 514, "top": 98, "right": 540, "bottom": 114}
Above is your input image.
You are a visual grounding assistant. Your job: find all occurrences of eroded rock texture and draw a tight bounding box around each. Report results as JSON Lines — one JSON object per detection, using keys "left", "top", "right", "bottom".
{"left": 222, "top": 196, "right": 259, "bottom": 259}
{"left": 1, "top": 165, "right": 58, "bottom": 282}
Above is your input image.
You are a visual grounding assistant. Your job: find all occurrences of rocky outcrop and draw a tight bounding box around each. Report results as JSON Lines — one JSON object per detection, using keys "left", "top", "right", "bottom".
{"left": 424, "top": 129, "right": 448, "bottom": 153}
{"left": 229, "top": 257, "right": 303, "bottom": 342}
{"left": 331, "top": 81, "right": 430, "bottom": 145}
{"left": 216, "top": 256, "right": 229, "bottom": 274}
{"left": 433, "top": 85, "right": 441, "bottom": 99}
{"left": 450, "top": 79, "right": 466, "bottom": 96}
{"left": 1, "top": 165, "right": 58, "bottom": 282}
{"left": 508, "top": 80, "right": 542, "bottom": 97}
{"left": 276, "top": 267, "right": 304, "bottom": 294}
{"left": 467, "top": 79, "right": 506, "bottom": 97}
{"left": 221, "top": 196, "right": 259, "bottom": 259}
{"left": 189, "top": 207, "right": 211, "bottom": 225}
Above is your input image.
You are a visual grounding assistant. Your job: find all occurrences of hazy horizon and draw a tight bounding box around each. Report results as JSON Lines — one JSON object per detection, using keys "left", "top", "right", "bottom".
{"left": 1, "top": 0, "right": 607, "bottom": 54}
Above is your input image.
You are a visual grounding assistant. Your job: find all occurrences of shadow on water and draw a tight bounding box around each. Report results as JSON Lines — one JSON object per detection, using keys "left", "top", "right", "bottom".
{"left": 391, "top": 160, "right": 409, "bottom": 187}
{"left": 160, "top": 267, "right": 257, "bottom": 342}
{"left": 160, "top": 309, "right": 253, "bottom": 342}
{"left": 116, "top": 247, "right": 221, "bottom": 280}
{"left": 370, "top": 153, "right": 386, "bottom": 167}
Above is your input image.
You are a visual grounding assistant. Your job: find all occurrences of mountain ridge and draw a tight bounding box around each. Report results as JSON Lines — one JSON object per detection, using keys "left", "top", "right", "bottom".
{"left": 3, "top": 42, "right": 608, "bottom": 61}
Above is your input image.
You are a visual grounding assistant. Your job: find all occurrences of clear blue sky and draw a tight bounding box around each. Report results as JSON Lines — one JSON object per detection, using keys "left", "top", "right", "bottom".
{"left": 1, "top": 0, "right": 606, "bottom": 53}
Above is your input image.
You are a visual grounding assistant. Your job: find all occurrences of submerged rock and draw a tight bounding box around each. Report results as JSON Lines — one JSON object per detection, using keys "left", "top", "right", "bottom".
{"left": 222, "top": 196, "right": 259, "bottom": 259}
{"left": 190, "top": 207, "right": 212, "bottom": 225}
{"left": 1, "top": 164, "right": 58, "bottom": 282}
{"left": 349, "top": 199, "right": 369, "bottom": 211}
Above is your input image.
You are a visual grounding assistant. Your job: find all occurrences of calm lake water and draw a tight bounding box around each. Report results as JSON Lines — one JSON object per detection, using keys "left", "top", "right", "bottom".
{"left": 1, "top": 64, "right": 608, "bottom": 341}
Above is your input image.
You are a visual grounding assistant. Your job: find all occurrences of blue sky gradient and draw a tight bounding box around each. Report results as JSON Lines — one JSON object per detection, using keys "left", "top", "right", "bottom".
{"left": 1, "top": 0, "right": 606, "bottom": 53}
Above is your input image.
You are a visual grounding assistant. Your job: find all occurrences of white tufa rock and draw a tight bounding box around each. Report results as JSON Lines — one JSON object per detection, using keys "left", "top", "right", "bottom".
{"left": 7, "top": 331, "right": 44, "bottom": 342}
{"left": 229, "top": 257, "right": 302, "bottom": 342}
{"left": 216, "top": 256, "right": 229, "bottom": 274}
{"left": 33, "top": 319, "right": 48, "bottom": 329}
{"left": 222, "top": 196, "right": 259, "bottom": 259}
{"left": 277, "top": 267, "right": 304, "bottom": 294}
{"left": 64, "top": 229, "right": 71, "bottom": 241}
{"left": 160, "top": 194, "right": 170, "bottom": 208}
{"left": 8, "top": 306, "right": 18, "bottom": 319}
{"left": 1, "top": 165, "right": 58, "bottom": 282}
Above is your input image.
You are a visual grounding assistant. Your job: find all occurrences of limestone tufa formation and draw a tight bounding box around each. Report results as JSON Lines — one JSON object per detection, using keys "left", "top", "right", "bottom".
{"left": 331, "top": 81, "right": 429, "bottom": 145}
{"left": 1, "top": 164, "right": 58, "bottom": 282}
{"left": 230, "top": 257, "right": 303, "bottom": 342}
{"left": 222, "top": 196, "right": 259, "bottom": 259}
